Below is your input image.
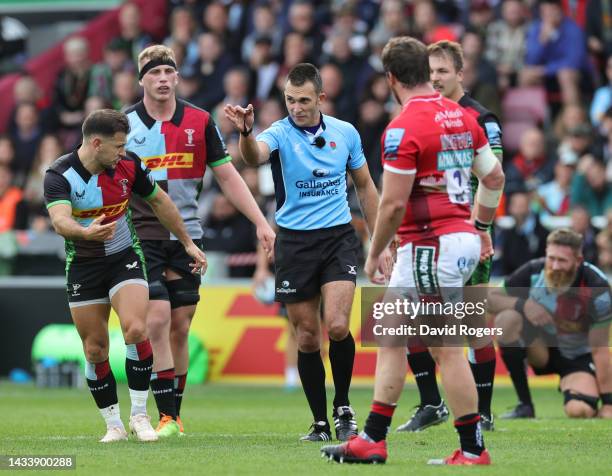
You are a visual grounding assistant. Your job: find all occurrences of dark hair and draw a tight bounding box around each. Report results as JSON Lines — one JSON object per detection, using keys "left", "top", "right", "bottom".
{"left": 82, "top": 109, "right": 130, "bottom": 138}
{"left": 382, "top": 36, "right": 430, "bottom": 88}
{"left": 287, "top": 63, "right": 323, "bottom": 94}
{"left": 547, "top": 228, "right": 583, "bottom": 253}
{"left": 428, "top": 40, "right": 464, "bottom": 73}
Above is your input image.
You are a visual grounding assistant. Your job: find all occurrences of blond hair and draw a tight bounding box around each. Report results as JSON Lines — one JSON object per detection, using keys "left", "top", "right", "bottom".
{"left": 137, "top": 45, "right": 176, "bottom": 73}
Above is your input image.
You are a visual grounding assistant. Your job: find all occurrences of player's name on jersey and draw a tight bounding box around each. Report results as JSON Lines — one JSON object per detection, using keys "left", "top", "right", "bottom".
{"left": 72, "top": 200, "right": 129, "bottom": 219}
{"left": 142, "top": 153, "right": 194, "bottom": 170}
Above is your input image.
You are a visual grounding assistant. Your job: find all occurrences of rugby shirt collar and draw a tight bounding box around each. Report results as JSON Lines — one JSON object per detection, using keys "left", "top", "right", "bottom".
{"left": 287, "top": 112, "right": 327, "bottom": 135}
{"left": 70, "top": 146, "right": 115, "bottom": 181}
{"left": 134, "top": 99, "right": 185, "bottom": 129}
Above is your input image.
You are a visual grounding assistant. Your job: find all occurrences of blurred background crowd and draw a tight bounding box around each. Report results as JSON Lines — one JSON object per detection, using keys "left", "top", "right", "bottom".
{"left": 0, "top": 0, "right": 610, "bottom": 279}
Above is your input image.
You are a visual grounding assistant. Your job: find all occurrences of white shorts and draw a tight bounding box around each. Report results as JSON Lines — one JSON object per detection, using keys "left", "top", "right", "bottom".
{"left": 389, "top": 232, "right": 481, "bottom": 299}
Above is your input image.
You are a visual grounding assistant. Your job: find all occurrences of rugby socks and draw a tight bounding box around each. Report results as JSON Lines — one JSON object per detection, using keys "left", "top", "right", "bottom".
{"left": 125, "top": 340, "right": 153, "bottom": 416}
{"left": 407, "top": 346, "right": 442, "bottom": 406}
{"left": 151, "top": 368, "right": 177, "bottom": 419}
{"left": 100, "top": 403, "right": 123, "bottom": 429}
{"left": 329, "top": 332, "right": 355, "bottom": 409}
{"left": 363, "top": 401, "right": 396, "bottom": 442}
{"left": 86, "top": 359, "right": 119, "bottom": 411}
{"left": 468, "top": 344, "right": 496, "bottom": 415}
{"left": 174, "top": 373, "right": 187, "bottom": 417}
{"left": 500, "top": 343, "right": 533, "bottom": 406}
{"left": 297, "top": 350, "right": 328, "bottom": 424}
{"left": 455, "top": 413, "right": 485, "bottom": 457}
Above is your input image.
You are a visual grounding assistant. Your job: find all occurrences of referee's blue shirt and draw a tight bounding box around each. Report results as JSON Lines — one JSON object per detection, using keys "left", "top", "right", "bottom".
{"left": 257, "top": 114, "right": 366, "bottom": 230}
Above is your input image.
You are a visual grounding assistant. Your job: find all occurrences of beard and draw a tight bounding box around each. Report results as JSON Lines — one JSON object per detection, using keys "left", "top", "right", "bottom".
{"left": 544, "top": 266, "right": 577, "bottom": 291}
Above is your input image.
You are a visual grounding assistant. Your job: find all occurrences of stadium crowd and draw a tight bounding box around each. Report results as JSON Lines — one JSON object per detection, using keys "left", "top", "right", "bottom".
{"left": 0, "top": 0, "right": 611, "bottom": 277}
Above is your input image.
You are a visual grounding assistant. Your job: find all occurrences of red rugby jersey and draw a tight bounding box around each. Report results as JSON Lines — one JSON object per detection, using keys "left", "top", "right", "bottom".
{"left": 380, "top": 93, "right": 489, "bottom": 245}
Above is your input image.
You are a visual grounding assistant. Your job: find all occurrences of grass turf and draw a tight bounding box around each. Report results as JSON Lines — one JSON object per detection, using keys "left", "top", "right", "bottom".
{"left": 0, "top": 382, "right": 610, "bottom": 475}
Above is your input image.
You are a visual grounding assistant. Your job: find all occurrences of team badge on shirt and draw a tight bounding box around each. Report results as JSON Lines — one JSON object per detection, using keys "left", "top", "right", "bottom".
{"left": 384, "top": 128, "right": 405, "bottom": 160}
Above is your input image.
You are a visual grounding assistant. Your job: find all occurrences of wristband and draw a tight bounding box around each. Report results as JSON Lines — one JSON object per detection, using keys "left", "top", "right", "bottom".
{"left": 474, "top": 219, "right": 491, "bottom": 231}
{"left": 240, "top": 126, "right": 253, "bottom": 137}
{"left": 601, "top": 393, "right": 612, "bottom": 405}
{"left": 514, "top": 297, "right": 526, "bottom": 316}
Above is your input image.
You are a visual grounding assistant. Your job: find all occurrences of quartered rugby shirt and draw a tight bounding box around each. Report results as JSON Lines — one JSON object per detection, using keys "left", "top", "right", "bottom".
{"left": 44, "top": 150, "right": 158, "bottom": 260}
{"left": 125, "top": 99, "right": 231, "bottom": 240}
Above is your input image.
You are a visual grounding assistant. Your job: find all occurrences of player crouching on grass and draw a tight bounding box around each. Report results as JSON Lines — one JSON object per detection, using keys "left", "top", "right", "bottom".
{"left": 44, "top": 110, "right": 207, "bottom": 442}
{"left": 489, "top": 228, "right": 612, "bottom": 420}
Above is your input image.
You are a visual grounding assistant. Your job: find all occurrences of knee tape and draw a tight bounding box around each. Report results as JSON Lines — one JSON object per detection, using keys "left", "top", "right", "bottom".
{"left": 166, "top": 278, "right": 200, "bottom": 309}
{"left": 563, "top": 390, "right": 599, "bottom": 411}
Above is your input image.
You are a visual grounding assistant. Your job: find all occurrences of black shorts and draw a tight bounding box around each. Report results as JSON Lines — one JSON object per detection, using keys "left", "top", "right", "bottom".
{"left": 140, "top": 239, "right": 202, "bottom": 302}
{"left": 66, "top": 246, "right": 147, "bottom": 308}
{"left": 274, "top": 223, "right": 360, "bottom": 303}
{"left": 532, "top": 348, "right": 596, "bottom": 378}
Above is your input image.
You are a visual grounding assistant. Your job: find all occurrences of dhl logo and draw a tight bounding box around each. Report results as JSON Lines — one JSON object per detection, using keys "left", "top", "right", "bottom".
{"left": 73, "top": 200, "right": 129, "bottom": 219}
{"left": 143, "top": 153, "right": 194, "bottom": 170}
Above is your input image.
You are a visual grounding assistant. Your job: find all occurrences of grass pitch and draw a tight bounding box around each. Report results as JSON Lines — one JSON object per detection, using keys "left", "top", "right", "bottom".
{"left": 0, "top": 382, "right": 610, "bottom": 475}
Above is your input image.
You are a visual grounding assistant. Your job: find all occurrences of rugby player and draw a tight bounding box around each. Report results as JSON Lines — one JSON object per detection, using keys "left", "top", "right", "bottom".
{"left": 321, "top": 36, "right": 504, "bottom": 465}
{"left": 126, "top": 45, "right": 275, "bottom": 437}
{"left": 398, "top": 40, "right": 503, "bottom": 433}
{"left": 44, "top": 109, "right": 206, "bottom": 442}
{"left": 491, "top": 228, "right": 612, "bottom": 419}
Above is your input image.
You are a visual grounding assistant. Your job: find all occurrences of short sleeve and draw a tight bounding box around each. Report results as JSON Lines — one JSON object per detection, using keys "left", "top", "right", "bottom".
{"left": 469, "top": 116, "right": 489, "bottom": 152}
{"left": 256, "top": 122, "right": 282, "bottom": 154}
{"left": 502, "top": 261, "right": 535, "bottom": 297}
{"left": 585, "top": 264, "right": 612, "bottom": 327}
{"left": 44, "top": 170, "right": 71, "bottom": 209}
{"left": 205, "top": 117, "right": 232, "bottom": 168}
{"left": 347, "top": 124, "right": 366, "bottom": 170}
{"left": 483, "top": 119, "right": 502, "bottom": 151}
{"left": 381, "top": 126, "right": 418, "bottom": 175}
{"left": 130, "top": 154, "right": 157, "bottom": 200}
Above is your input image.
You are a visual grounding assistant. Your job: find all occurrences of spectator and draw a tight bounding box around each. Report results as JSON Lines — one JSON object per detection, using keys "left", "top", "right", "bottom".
{"left": 53, "top": 36, "right": 91, "bottom": 134}
{"left": 484, "top": 0, "right": 528, "bottom": 91}
{"left": 595, "top": 209, "right": 612, "bottom": 273}
{"left": 0, "top": 166, "right": 26, "bottom": 232}
{"left": 9, "top": 102, "right": 44, "bottom": 187}
{"left": 111, "top": 70, "right": 140, "bottom": 110}
{"left": 499, "top": 190, "right": 549, "bottom": 275}
{"left": 201, "top": 193, "right": 257, "bottom": 278}
{"left": 556, "top": 123, "right": 593, "bottom": 166}
{"left": 467, "top": 0, "right": 495, "bottom": 35}
{"left": 586, "top": 0, "right": 612, "bottom": 70}
{"left": 522, "top": 0, "right": 589, "bottom": 108}
{"left": 590, "top": 56, "right": 612, "bottom": 128}
{"left": 322, "top": 32, "right": 365, "bottom": 99}
{"left": 357, "top": 97, "right": 387, "bottom": 186}
{"left": 22, "top": 134, "right": 62, "bottom": 232}
{"left": 0, "top": 135, "right": 15, "bottom": 169}
{"left": 570, "top": 157, "right": 612, "bottom": 216}
{"left": 412, "top": 0, "right": 459, "bottom": 44}
{"left": 285, "top": 0, "right": 325, "bottom": 59}
{"left": 553, "top": 103, "right": 587, "bottom": 142}
{"left": 505, "top": 127, "right": 555, "bottom": 192}
{"left": 193, "top": 32, "right": 234, "bottom": 110}
{"left": 241, "top": 3, "right": 282, "bottom": 63}
{"left": 570, "top": 205, "right": 600, "bottom": 265}
{"left": 369, "top": 0, "right": 410, "bottom": 48}
{"left": 223, "top": 67, "right": 250, "bottom": 108}
{"left": 534, "top": 156, "right": 575, "bottom": 219}
{"left": 319, "top": 63, "right": 358, "bottom": 123}
{"left": 275, "top": 32, "right": 311, "bottom": 95}
{"left": 115, "top": 1, "right": 152, "bottom": 64}
{"left": 326, "top": 4, "right": 369, "bottom": 56}
{"left": 0, "top": 15, "right": 28, "bottom": 73}
{"left": 88, "top": 38, "right": 133, "bottom": 104}
{"left": 247, "top": 34, "right": 280, "bottom": 103}
{"left": 165, "top": 6, "right": 199, "bottom": 72}
{"left": 461, "top": 28, "right": 497, "bottom": 89}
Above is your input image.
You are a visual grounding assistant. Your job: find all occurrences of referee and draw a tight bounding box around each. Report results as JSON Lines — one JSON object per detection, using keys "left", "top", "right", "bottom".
{"left": 224, "top": 63, "right": 393, "bottom": 442}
